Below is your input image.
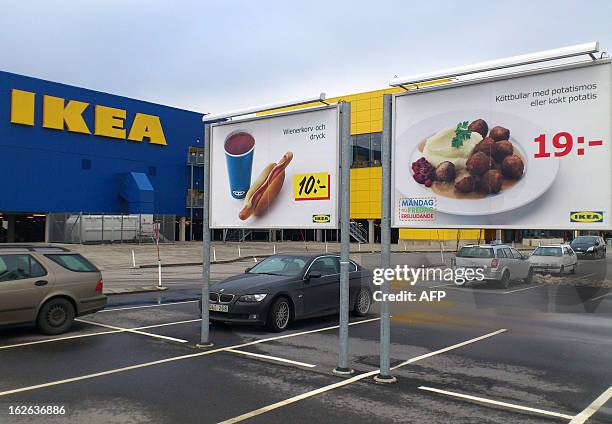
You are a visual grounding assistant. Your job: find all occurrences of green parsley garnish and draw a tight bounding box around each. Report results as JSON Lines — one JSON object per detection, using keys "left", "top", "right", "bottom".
{"left": 451, "top": 121, "right": 471, "bottom": 148}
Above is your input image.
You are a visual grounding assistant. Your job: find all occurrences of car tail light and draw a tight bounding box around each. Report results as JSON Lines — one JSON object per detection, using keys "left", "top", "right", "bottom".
{"left": 490, "top": 259, "right": 499, "bottom": 269}
{"left": 95, "top": 278, "right": 103, "bottom": 293}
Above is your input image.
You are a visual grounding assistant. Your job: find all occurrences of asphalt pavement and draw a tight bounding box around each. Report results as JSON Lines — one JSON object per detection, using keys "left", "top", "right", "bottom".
{"left": 0, "top": 253, "right": 610, "bottom": 423}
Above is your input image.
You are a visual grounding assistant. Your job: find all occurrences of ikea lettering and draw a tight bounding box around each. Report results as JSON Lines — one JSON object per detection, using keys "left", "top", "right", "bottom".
{"left": 10, "top": 89, "right": 167, "bottom": 146}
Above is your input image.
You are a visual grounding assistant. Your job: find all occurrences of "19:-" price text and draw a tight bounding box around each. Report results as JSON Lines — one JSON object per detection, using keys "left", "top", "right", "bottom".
{"left": 533, "top": 132, "right": 603, "bottom": 158}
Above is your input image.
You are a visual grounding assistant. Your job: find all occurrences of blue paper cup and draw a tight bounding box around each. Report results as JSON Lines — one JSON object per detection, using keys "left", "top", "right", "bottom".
{"left": 224, "top": 130, "right": 255, "bottom": 199}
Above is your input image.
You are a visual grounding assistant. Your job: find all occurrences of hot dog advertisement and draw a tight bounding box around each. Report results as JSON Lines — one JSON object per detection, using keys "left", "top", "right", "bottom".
{"left": 210, "top": 106, "right": 339, "bottom": 229}
{"left": 392, "top": 63, "right": 611, "bottom": 230}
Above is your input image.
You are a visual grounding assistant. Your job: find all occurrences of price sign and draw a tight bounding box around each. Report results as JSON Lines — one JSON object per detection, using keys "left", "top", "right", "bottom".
{"left": 293, "top": 172, "right": 330, "bottom": 201}
{"left": 533, "top": 132, "right": 604, "bottom": 158}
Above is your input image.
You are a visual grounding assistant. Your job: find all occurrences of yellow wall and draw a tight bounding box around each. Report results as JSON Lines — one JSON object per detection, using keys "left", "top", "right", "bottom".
{"left": 258, "top": 82, "right": 445, "bottom": 135}
{"left": 398, "top": 228, "right": 485, "bottom": 241}
{"left": 350, "top": 167, "right": 381, "bottom": 219}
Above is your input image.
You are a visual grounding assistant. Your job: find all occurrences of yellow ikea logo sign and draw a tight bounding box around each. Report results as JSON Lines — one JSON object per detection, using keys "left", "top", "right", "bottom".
{"left": 570, "top": 211, "right": 604, "bottom": 223}
{"left": 10, "top": 89, "right": 167, "bottom": 146}
{"left": 312, "top": 214, "right": 331, "bottom": 223}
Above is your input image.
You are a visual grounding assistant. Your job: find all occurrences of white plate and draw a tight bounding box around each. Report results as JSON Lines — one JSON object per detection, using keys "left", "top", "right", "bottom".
{"left": 396, "top": 111, "right": 559, "bottom": 216}
{"left": 209, "top": 304, "right": 229, "bottom": 313}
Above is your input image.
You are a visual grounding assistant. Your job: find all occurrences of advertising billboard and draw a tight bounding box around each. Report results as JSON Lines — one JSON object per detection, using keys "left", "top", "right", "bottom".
{"left": 392, "top": 62, "right": 611, "bottom": 229}
{"left": 210, "top": 105, "right": 339, "bottom": 229}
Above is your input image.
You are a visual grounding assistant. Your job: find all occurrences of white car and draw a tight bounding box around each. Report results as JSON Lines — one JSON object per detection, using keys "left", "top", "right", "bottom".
{"left": 528, "top": 245, "right": 577, "bottom": 274}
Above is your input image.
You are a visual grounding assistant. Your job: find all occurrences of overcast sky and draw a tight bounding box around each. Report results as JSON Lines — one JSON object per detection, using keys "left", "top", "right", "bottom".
{"left": 1, "top": 0, "right": 610, "bottom": 113}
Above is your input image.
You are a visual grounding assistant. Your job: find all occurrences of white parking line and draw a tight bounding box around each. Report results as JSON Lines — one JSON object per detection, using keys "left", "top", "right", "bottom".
{"left": 227, "top": 349, "right": 317, "bottom": 368}
{"left": 503, "top": 284, "right": 544, "bottom": 294}
{"left": 0, "top": 319, "right": 202, "bottom": 350}
{"left": 0, "top": 317, "right": 380, "bottom": 397}
{"left": 570, "top": 386, "right": 612, "bottom": 424}
{"left": 587, "top": 291, "right": 612, "bottom": 302}
{"left": 390, "top": 329, "right": 507, "bottom": 370}
{"left": 219, "top": 328, "right": 507, "bottom": 424}
{"left": 98, "top": 300, "right": 198, "bottom": 312}
{"left": 418, "top": 386, "right": 574, "bottom": 420}
{"left": 75, "top": 319, "right": 189, "bottom": 343}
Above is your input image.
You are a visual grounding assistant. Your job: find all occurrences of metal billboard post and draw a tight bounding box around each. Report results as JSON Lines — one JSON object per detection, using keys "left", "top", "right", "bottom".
{"left": 198, "top": 123, "right": 213, "bottom": 348}
{"left": 333, "top": 101, "right": 354, "bottom": 376}
{"left": 375, "top": 94, "right": 396, "bottom": 384}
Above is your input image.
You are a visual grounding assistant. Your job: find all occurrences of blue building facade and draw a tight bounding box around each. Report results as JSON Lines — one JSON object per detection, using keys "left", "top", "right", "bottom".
{"left": 0, "top": 70, "right": 204, "bottom": 216}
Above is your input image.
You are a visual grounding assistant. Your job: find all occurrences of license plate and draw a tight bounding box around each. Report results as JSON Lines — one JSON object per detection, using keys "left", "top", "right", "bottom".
{"left": 209, "top": 304, "right": 228, "bottom": 313}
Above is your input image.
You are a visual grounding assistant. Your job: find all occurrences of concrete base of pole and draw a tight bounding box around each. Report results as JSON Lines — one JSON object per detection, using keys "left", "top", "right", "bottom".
{"left": 332, "top": 367, "right": 355, "bottom": 376}
{"left": 374, "top": 374, "right": 397, "bottom": 384}
{"left": 195, "top": 343, "right": 214, "bottom": 349}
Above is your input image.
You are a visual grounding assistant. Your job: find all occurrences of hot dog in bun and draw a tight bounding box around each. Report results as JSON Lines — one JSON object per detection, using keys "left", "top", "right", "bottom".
{"left": 239, "top": 152, "right": 293, "bottom": 220}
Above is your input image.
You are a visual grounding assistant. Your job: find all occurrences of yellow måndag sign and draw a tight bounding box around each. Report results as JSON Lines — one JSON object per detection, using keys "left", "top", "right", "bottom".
{"left": 9, "top": 89, "right": 167, "bottom": 146}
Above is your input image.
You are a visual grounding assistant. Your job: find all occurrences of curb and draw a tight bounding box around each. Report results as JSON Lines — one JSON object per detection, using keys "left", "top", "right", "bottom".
{"left": 138, "top": 254, "right": 274, "bottom": 268}
{"left": 104, "top": 286, "right": 169, "bottom": 296}
{"left": 136, "top": 251, "right": 466, "bottom": 269}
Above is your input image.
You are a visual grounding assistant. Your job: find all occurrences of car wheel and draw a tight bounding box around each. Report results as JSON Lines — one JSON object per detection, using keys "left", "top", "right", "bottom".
{"left": 498, "top": 270, "right": 510, "bottom": 289}
{"left": 37, "top": 298, "right": 75, "bottom": 335}
{"left": 524, "top": 268, "right": 534, "bottom": 284}
{"left": 353, "top": 288, "right": 372, "bottom": 317}
{"left": 570, "top": 264, "right": 576, "bottom": 274}
{"left": 267, "top": 297, "right": 291, "bottom": 333}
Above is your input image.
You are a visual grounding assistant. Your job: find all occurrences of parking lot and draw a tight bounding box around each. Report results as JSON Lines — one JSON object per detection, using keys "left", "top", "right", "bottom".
{"left": 1, "top": 252, "right": 611, "bottom": 424}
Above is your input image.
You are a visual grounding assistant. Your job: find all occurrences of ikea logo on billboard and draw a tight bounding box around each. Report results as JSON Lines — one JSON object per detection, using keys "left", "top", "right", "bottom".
{"left": 570, "top": 211, "right": 604, "bottom": 223}
{"left": 312, "top": 214, "right": 331, "bottom": 223}
{"left": 9, "top": 88, "right": 167, "bottom": 146}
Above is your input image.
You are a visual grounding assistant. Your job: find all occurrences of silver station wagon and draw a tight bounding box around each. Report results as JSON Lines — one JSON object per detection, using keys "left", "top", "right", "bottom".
{"left": 454, "top": 243, "right": 533, "bottom": 288}
{"left": 0, "top": 245, "right": 107, "bottom": 334}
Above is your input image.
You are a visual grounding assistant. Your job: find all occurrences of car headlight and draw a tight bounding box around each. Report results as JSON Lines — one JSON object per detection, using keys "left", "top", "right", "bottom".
{"left": 238, "top": 294, "right": 268, "bottom": 302}
{"left": 587, "top": 246, "right": 594, "bottom": 252}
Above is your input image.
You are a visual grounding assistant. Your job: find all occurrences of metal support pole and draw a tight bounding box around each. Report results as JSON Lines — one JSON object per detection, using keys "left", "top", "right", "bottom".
{"left": 190, "top": 163, "right": 194, "bottom": 241}
{"left": 333, "top": 101, "right": 354, "bottom": 376}
{"left": 198, "top": 123, "right": 213, "bottom": 348}
{"left": 375, "top": 94, "right": 396, "bottom": 383}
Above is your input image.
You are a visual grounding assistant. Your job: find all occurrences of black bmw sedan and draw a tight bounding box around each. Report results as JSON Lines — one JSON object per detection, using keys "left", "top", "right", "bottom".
{"left": 199, "top": 254, "right": 374, "bottom": 332}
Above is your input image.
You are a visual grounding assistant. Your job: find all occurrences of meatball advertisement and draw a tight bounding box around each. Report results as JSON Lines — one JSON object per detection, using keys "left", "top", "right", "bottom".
{"left": 392, "top": 63, "right": 611, "bottom": 229}
{"left": 209, "top": 105, "right": 339, "bottom": 229}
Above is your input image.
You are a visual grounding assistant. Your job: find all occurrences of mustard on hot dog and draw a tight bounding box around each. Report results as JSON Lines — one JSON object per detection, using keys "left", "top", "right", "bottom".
{"left": 239, "top": 152, "right": 293, "bottom": 220}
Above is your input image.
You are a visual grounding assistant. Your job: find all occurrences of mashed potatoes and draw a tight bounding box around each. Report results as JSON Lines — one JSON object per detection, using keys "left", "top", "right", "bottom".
{"left": 423, "top": 126, "right": 482, "bottom": 169}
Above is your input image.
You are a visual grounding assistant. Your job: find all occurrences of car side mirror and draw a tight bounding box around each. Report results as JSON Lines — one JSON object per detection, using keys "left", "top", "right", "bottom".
{"left": 306, "top": 271, "right": 322, "bottom": 281}
{"left": 244, "top": 267, "right": 253, "bottom": 273}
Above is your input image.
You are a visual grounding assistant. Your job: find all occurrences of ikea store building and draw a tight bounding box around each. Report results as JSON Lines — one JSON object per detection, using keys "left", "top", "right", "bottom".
{"left": 1, "top": 71, "right": 558, "bottom": 245}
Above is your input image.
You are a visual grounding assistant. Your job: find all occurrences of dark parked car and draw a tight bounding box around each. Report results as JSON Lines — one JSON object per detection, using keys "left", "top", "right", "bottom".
{"left": 199, "top": 254, "right": 374, "bottom": 332}
{"left": 570, "top": 236, "right": 607, "bottom": 259}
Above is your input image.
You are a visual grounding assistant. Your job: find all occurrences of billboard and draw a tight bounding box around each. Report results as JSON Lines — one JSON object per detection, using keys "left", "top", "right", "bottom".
{"left": 392, "top": 62, "right": 611, "bottom": 229}
{"left": 210, "top": 105, "right": 339, "bottom": 228}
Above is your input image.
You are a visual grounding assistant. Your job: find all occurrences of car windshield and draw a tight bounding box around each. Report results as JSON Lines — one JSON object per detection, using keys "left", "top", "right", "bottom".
{"left": 457, "top": 247, "right": 494, "bottom": 258}
{"left": 571, "top": 236, "right": 597, "bottom": 244}
{"left": 533, "top": 247, "right": 562, "bottom": 257}
{"left": 248, "top": 256, "right": 307, "bottom": 277}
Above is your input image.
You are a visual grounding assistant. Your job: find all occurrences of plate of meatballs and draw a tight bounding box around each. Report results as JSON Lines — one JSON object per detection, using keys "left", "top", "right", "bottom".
{"left": 402, "top": 113, "right": 559, "bottom": 215}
